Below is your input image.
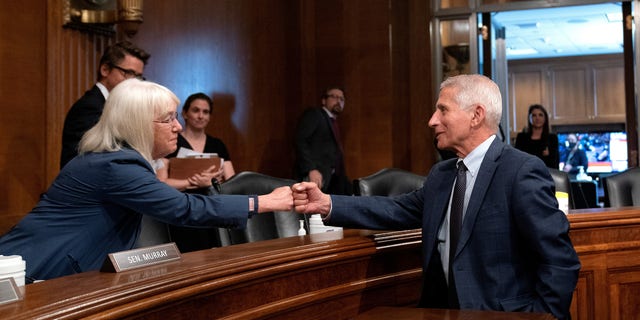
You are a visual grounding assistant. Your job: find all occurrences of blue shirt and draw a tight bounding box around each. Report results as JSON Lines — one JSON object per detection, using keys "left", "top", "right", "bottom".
{"left": 438, "top": 135, "right": 496, "bottom": 281}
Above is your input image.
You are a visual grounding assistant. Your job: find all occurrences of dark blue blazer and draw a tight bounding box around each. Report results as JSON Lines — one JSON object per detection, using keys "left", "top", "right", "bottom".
{"left": 328, "top": 138, "right": 580, "bottom": 320}
{"left": 0, "top": 149, "right": 250, "bottom": 281}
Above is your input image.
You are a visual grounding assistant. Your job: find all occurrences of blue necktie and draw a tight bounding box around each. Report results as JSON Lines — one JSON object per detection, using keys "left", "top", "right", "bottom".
{"left": 448, "top": 160, "right": 467, "bottom": 308}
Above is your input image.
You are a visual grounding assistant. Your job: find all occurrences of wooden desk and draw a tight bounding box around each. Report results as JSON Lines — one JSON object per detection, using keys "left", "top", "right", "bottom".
{"left": 567, "top": 207, "right": 640, "bottom": 320}
{"left": 356, "top": 306, "right": 555, "bottom": 320}
{"left": 2, "top": 207, "right": 640, "bottom": 319}
{"left": 0, "top": 229, "right": 423, "bottom": 319}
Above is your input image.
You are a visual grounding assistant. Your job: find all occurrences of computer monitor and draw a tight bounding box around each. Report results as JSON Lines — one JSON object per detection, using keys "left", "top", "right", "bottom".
{"left": 557, "top": 131, "right": 628, "bottom": 174}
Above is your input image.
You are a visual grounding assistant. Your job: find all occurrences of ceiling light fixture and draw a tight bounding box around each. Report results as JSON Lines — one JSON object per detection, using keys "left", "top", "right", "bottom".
{"left": 62, "top": 0, "right": 143, "bottom": 37}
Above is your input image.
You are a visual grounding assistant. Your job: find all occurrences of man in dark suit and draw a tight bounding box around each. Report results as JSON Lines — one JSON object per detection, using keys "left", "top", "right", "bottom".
{"left": 292, "top": 74, "right": 580, "bottom": 320}
{"left": 294, "top": 86, "right": 351, "bottom": 195}
{"left": 60, "top": 41, "right": 150, "bottom": 168}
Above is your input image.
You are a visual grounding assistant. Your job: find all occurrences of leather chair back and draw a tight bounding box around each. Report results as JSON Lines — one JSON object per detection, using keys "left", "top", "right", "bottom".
{"left": 220, "top": 171, "right": 299, "bottom": 245}
{"left": 135, "top": 215, "right": 171, "bottom": 248}
{"left": 353, "top": 168, "right": 425, "bottom": 196}
{"left": 603, "top": 167, "right": 640, "bottom": 207}
{"left": 548, "top": 168, "right": 576, "bottom": 209}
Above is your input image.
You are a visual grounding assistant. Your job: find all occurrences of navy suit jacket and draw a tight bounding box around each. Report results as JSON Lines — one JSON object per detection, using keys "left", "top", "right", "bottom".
{"left": 60, "top": 85, "right": 106, "bottom": 168}
{"left": 327, "top": 138, "right": 580, "bottom": 320}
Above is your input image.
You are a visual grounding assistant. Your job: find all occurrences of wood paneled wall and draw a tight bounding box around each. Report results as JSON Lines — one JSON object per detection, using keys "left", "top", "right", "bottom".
{"left": 0, "top": 1, "right": 47, "bottom": 233}
{"left": 0, "top": 0, "right": 435, "bottom": 234}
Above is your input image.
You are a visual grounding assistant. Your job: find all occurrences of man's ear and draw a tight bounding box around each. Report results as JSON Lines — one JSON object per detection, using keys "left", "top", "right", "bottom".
{"left": 470, "top": 104, "right": 486, "bottom": 127}
{"left": 99, "top": 63, "right": 111, "bottom": 79}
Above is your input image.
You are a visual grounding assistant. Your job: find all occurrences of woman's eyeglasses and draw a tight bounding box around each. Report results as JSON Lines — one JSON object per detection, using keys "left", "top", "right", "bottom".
{"left": 153, "top": 112, "right": 179, "bottom": 124}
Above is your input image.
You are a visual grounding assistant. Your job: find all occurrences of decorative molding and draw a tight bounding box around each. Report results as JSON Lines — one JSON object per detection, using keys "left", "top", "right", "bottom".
{"left": 61, "top": 0, "right": 144, "bottom": 37}
{"left": 62, "top": 0, "right": 116, "bottom": 36}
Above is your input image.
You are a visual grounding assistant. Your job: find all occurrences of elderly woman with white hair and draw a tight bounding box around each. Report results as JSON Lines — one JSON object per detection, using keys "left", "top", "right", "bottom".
{"left": 0, "top": 79, "right": 293, "bottom": 282}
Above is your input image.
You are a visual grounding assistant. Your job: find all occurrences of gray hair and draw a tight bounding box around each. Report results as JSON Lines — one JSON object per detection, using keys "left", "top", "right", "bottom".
{"left": 79, "top": 79, "right": 179, "bottom": 163}
{"left": 440, "top": 74, "right": 502, "bottom": 131}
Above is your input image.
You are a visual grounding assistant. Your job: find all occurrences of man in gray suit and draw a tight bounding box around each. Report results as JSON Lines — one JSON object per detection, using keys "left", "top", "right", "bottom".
{"left": 292, "top": 74, "right": 580, "bottom": 320}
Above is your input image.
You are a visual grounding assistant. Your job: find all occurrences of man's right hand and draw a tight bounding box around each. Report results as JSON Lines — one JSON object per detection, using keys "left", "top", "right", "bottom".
{"left": 292, "top": 182, "right": 331, "bottom": 215}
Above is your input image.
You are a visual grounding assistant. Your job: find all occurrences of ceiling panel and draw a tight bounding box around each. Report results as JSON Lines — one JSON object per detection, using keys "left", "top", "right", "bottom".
{"left": 492, "top": 3, "right": 624, "bottom": 59}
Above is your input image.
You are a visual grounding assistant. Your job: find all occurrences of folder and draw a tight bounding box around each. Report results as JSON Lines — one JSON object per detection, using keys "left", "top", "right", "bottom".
{"left": 168, "top": 157, "right": 222, "bottom": 180}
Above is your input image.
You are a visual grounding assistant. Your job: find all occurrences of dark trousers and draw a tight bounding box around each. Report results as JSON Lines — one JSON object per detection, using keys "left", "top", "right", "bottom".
{"left": 417, "top": 248, "right": 455, "bottom": 309}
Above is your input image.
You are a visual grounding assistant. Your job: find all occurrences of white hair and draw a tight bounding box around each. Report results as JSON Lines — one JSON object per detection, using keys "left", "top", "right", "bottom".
{"left": 440, "top": 74, "right": 502, "bottom": 131}
{"left": 79, "top": 79, "right": 179, "bottom": 163}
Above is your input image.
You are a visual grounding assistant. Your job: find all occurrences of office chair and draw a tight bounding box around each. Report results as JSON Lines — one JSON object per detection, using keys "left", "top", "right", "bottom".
{"left": 353, "top": 168, "right": 426, "bottom": 196}
{"left": 603, "top": 167, "right": 640, "bottom": 208}
{"left": 134, "top": 215, "right": 172, "bottom": 248}
{"left": 220, "top": 171, "right": 299, "bottom": 245}
{"left": 548, "top": 168, "right": 576, "bottom": 209}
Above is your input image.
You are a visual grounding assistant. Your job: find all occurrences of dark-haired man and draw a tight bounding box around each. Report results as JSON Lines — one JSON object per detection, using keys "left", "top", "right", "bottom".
{"left": 60, "top": 41, "right": 150, "bottom": 168}
{"left": 294, "top": 87, "right": 351, "bottom": 195}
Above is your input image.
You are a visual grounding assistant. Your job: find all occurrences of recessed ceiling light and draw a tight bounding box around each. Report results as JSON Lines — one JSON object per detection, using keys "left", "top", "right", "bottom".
{"left": 516, "top": 22, "right": 539, "bottom": 29}
{"left": 606, "top": 13, "right": 622, "bottom": 22}
{"left": 507, "top": 48, "right": 539, "bottom": 55}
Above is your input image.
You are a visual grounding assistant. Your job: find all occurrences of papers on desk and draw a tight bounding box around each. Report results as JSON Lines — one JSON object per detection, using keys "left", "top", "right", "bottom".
{"left": 168, "top": 147, "right": 223, "bottom": 179}
{"left": 176, "top": 147, "right": 219, "bottom": 159}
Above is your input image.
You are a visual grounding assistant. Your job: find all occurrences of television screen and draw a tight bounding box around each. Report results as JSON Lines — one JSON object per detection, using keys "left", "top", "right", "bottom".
{"left": 557, "top": 132, "right": 628, "bottom": 174}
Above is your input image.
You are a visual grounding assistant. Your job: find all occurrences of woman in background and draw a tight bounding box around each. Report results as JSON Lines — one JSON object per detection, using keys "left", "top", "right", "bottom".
{"left": 515, "top": 104, "right": 559, "bottom": 169}
{"left": 157, "top": 92, "right": 237, "bottom": 252}
{"left": 157, "top": 93, "right": 235, "bottom": 191}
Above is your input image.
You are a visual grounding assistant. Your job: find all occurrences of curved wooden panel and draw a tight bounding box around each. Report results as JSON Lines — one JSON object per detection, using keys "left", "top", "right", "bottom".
{"left": 0, "top": 230, "right": 423, "bottom": 319}
{"left": 4, "top": 209, "right": 640, "bottom": 319}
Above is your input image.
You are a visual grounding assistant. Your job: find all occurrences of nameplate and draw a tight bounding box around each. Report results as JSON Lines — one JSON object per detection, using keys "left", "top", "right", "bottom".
{"left": 0, "top": 278, "right": 22, "bottom": 305}
{"left": 101, "top": 243, "right": 181, "bottom": 273}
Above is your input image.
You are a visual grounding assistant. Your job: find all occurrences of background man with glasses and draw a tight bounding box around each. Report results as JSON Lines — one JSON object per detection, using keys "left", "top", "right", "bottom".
{"left": 60, "top": 41, "right": 150, "bottom": 169}
{"left": 294, "top": 86, "right": 351, "bottom": 195}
